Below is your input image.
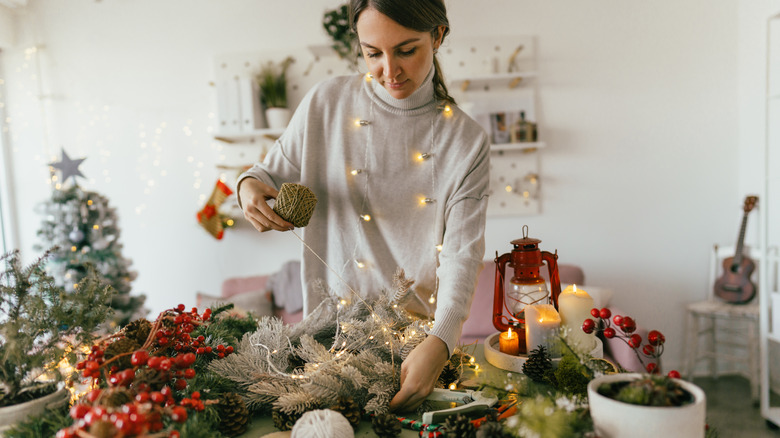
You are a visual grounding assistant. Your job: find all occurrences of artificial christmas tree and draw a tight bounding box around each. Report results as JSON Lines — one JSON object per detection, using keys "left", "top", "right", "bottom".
{"left": 36, "top": 149, "right": 146, "bottom": 327}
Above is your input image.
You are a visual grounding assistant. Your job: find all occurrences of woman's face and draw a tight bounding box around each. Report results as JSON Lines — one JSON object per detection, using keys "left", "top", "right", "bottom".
{"left": 356, "top": 8, "right": 442, "bottom": 100}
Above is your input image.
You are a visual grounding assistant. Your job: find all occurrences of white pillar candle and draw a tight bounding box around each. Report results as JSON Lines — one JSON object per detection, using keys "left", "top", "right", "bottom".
{"left": 558, "top": 284, "right": 596, "bottom": 351}
{"left": 525, "top": 304, "right": 561, "bottom": 356}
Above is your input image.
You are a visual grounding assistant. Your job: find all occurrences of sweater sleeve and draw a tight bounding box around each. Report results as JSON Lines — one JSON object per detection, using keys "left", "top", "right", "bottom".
{"left": 428, "top": 135, "right": 490, "bottom": 356}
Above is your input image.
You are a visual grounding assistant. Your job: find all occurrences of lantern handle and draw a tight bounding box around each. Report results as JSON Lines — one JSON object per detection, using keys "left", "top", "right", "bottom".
{"left": 542, "top": 249, "right": 561, "bottom": 309}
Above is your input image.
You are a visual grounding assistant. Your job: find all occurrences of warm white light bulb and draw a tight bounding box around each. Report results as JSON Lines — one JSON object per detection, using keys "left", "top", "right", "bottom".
{"left": 350, "top": 169, "right": 363, "bottom": 175}
{"left": 505, "top": 185, "right": 513, "bottom": 193}
{"left": 361, "top": 214, "right": 371, "bottom": 222}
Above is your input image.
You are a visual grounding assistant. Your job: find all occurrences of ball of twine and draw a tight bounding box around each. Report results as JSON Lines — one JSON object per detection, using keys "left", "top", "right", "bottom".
{"left": 290, "top": 409, "right": 354, "bottom": 438}
{"left": 273, "top": 183, "right": 318, "bottom": 228}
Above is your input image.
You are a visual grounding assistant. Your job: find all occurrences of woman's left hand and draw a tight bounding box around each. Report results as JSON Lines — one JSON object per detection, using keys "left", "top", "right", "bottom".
{"left": 389, "top": 335, "right": 449, "bottom": 412}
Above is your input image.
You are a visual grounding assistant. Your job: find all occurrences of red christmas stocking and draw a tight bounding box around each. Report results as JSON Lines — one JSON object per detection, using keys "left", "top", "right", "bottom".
{"left": 197, "top": 180, "right": 234, "bottom": 239}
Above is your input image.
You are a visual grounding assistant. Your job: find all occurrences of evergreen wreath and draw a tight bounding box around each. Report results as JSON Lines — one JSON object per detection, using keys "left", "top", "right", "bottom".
{"left": 209, "top": 268, "right": 464, "bottom": 424}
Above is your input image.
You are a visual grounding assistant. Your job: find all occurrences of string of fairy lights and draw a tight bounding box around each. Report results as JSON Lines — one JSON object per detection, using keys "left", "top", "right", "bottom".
{"left": 334, "top": 72, "right": 456, "bottom": 308}
{"left": 2, "top": 43, "right": 235, "bottom": 228}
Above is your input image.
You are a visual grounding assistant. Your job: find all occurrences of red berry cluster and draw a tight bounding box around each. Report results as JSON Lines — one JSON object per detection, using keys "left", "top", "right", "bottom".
{"left": 582, "top": 307, "right": 679, "bottom": 377}
{"left": 155, "top": 304, "right": 211, "bottom": 352}
{"left": 57, "top": 386, "right": 201, "bottom": 437}
{"left": 76, "top": 345, "right": 106, "bottom": 381}
{"left": 63, "top": 305, "right": 231, "bottom": 437}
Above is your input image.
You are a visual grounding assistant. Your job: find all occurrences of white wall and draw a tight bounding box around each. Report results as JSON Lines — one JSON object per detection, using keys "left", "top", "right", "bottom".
{"left": 2, "top": 0, "right": 752, "bottom": 372}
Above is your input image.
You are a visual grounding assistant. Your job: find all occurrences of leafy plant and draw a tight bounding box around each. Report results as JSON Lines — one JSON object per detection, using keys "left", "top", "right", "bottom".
{"left": 256, "top": 56, "right": 295, "bottom": 109}
{"left": 323, "top": 3, "right": 359, "bottom": 66}
{"left": 0, "top": 248, "right": 113, "bottom": 407}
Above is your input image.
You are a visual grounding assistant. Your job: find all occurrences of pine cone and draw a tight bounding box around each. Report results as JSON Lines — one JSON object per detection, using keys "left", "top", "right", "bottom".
{"left": 437, "top": 360, "right": 461, "bottom": 388}
{"left": 103, "top": 337, "right": 140, "bottom": 370}
{"left": 371, "top": 412, "right": 402, "bottom": 438}
{"left": 89, "top": 420, "right": 118, "bottom": 438}
{"left": 102, "top": 388, "right": 133, "bottom": 407}
{"left": 217, "top": 392, "right": 250, "bottom": 437}
{"left": 272, "top": 407, "right": 302, "bottom": 431}
{"left": 476, "top": 420, "right": 512, "bottom": 438}
{"left": 445, "top": 413, "right": 476, "bottom": 438}
{"left": 522, "top": 345, "right": 553, "bottom": 383}
{"left": 122, "top": 318, "right": 152, "bottom": 344}
{"left": 330, "top": 396, "right": 362, "bottom": 429}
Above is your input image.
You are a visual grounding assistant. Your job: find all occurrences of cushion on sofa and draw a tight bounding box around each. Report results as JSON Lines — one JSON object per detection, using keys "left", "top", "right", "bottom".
{"left": 221, "top": 276, "right": 268, "bottom": 299}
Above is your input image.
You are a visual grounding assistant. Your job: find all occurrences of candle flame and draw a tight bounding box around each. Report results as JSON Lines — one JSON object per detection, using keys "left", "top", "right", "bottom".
{"left": 573, "top": 284, "right": 577, "bottom": 291}
{"left": 507, "top": 327, "right": 514, "bottom": 338}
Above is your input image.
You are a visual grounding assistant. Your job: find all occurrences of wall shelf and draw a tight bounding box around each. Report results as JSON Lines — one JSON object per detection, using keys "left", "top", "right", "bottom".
{"left": 214, "top": 128, "right": 284, "bottom": 144}
{"left": 491, "top": 141, "right": 545, "bottom": 152}
{"left": 449, "top": 71, "right": 537, "bottom": 92}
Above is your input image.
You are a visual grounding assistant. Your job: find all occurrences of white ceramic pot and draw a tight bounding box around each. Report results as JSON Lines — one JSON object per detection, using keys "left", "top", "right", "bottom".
{"left": 0, "top": 387, "right": 70, "bottom": 433}
{"left": 588, "top": 373, "right": 706, "bottom": 438}
{"left": 265, "top": 107, "right": 292, "bottom": 130}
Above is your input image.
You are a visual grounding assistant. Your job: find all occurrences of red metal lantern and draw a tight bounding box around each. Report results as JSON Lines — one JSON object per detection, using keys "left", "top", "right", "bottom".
{"left": 493, "top": 226, "right": 561, "bottom": 354}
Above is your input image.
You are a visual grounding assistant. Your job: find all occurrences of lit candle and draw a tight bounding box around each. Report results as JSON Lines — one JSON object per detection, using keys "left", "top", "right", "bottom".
{"left": 499, "top": 327, "right": 521, "bottom": 356}
{"left": 558, "top": 284, "right": 596, "bottom": 351}
{"left": 525, "top": 304, "right": 561, "bottom": 356}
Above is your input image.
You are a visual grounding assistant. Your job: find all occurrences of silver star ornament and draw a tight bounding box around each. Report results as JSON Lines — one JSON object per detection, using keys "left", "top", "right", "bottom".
{"left": 49, "top": 148, "right": 86, "bottom": 184}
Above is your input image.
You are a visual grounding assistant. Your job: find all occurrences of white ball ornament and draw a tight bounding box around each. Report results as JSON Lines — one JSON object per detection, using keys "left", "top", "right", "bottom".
{"left": 69, "top": 228, "right": 85, "bottom": 243}
{"left": 290, "top": 409, "right": 354, "bottom": 438}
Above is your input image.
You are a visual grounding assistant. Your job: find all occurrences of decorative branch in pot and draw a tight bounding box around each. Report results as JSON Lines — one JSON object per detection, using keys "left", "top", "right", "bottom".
{"left": 0, "top": 248, "right": 113, "bottom": 431}
{"left": 256, "top": 56, "right": 295, "bottom": 130}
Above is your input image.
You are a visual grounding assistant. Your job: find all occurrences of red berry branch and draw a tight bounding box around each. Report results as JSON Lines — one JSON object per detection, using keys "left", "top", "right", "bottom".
{"left": 581, "top": 307, "right": 680, "bottom": 378}
{"left": 59, "top": 305, "right": 233, "bottom": 438}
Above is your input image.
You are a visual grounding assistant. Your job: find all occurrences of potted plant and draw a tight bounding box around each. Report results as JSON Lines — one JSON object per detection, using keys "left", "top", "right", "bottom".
{"left": 582, "top": 308, "right": 707, "bottom": 437}
{"left": 0, "top": 249, "right": 113, "bottom": 432}
{"left": 588, "top": 373, "right": 706, "bottom": 438}
{"left": 256, "top": 56, "right": 295, "bottom": 130}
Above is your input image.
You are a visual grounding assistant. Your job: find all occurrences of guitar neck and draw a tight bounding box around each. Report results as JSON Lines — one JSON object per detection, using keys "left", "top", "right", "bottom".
{"left": 734, "top": 212, "right": 749, "bottom": 264}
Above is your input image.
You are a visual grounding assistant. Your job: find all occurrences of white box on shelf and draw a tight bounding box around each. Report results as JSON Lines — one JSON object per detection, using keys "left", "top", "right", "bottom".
{"left": 216, "top": 77, "right": 242, "bottom": 133}
{"left": 238, "top": 77, "right": 265, "bottom": 131}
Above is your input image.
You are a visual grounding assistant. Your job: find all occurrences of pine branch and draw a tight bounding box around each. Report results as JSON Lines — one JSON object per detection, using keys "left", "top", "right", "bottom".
{"left": 273, "top": 390, "right": 319, "bottom": 416}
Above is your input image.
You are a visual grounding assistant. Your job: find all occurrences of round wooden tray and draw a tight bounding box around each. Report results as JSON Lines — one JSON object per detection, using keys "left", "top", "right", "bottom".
{"left": 483, "top": 332, "right": 603, "bottom": 373}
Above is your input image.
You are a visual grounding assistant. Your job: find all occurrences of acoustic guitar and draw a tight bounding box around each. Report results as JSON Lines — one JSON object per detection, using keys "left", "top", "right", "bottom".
{"left": 713, "top": 195, "right": 759, "bottom": 304}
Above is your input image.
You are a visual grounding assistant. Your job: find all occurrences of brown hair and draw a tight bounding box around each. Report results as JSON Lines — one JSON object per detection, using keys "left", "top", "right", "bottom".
{"left": 349, "top": 0, "right": 455, "bottom": 104}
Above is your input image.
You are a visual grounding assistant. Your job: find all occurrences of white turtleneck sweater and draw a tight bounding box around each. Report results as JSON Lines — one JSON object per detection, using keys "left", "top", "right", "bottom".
{"left": 238, "top": 68, "right": 490, "bottom": 355}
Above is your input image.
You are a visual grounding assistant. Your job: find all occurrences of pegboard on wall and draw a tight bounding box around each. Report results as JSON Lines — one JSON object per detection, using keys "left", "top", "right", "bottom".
{"left": 211, "top": 36, "right": 543, "bottom": 217}
{"left": 438, "top": 35, "right": 543, "bottom": 217}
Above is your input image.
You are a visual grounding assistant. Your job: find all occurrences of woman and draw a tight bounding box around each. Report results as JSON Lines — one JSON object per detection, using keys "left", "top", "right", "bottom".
{"left": 237, "top": 0, "right": 489, "bottom": 412}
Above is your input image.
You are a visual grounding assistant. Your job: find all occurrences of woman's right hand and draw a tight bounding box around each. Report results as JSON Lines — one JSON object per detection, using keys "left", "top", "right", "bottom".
{"left": 238, "top": 178, "right": 294, "bottom": 232}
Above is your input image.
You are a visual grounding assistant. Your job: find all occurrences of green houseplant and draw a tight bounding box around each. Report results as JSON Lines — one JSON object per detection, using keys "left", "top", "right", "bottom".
{"left": 0, "top": 249, "right": 113, "bottom": 431}
{"left": 256, "top": 56, "right": 295, "bottom": 130}
{"left": 322, "top": 3, "right": 359, "bottom": 68}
